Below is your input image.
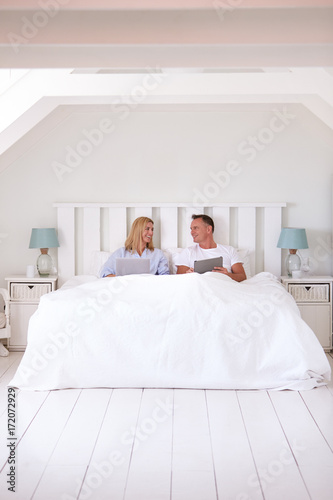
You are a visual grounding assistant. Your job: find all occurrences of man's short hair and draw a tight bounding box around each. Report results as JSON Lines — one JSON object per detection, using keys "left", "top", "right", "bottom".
{"left": 192, "top": 214, "right": 214, "bottom": 233}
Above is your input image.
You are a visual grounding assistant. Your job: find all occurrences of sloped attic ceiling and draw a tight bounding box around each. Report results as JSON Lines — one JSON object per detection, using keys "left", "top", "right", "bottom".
{"left": 0, "top": 0, "right": 332, "bottom": 172}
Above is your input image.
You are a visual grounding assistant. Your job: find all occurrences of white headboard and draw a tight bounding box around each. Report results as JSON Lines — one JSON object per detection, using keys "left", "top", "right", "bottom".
{"left": 53, "top": 202, "right": 286, "bottom": 286}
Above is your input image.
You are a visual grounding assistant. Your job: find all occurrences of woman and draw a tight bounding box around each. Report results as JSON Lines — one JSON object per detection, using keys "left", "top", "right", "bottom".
{"left": 100, "top": 217, "right": 169, "bottom": 277}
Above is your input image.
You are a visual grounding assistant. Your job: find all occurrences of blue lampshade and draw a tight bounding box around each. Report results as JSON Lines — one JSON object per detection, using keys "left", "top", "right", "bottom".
{"left": 277, "top": 228, "right": 308, "bottom": 250}
{"left": 29, "top": 228, "right": 59, "bottom": 249}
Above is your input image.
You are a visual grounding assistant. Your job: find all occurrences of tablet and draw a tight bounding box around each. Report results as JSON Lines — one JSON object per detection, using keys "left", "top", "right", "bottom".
{"left": 116, "top": 258, "right": 150, "bottom": 276}
{"left": 194, "top": 256, "right": 223, "bottom": 274}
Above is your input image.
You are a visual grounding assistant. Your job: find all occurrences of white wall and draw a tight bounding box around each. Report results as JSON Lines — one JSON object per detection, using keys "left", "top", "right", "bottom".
{"left": 0, "top": 102, "right": 332, "bottom": 287}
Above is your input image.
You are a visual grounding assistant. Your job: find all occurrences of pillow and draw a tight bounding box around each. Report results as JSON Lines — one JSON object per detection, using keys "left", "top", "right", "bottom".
{"left": 163, "top": 248, "right": 183, "bottom": 275}
{"left": 237, "top": 248, "right": 252, "bottom": 279}
{"left": 90, "top": 251, "right": 111, "bottom": 277}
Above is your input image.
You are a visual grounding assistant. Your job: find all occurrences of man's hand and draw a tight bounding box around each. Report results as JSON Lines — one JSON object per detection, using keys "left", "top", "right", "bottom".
{"left": 212, "top": 262, "right": 247, "bottom": 282}
{"left": 212, "top": 266, "right": 228, "bottom": 275}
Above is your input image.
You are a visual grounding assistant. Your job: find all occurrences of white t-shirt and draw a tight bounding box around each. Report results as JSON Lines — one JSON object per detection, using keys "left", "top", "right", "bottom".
{"left": 174, "top": 244, "right": 242, "bottom": 272}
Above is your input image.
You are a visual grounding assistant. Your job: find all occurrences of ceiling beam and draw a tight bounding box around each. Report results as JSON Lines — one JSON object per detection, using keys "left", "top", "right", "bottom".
{"left": 0, "top": 6, "right": 332, "bottom": 69}
{"left": 1, "top": 44, "right": 332, "bottom": 70}
{"left": 1, "top": 8, "right": 333, "bottom": 46}
{"left": 1, "top": 0, "right": 333, "bottom": 10}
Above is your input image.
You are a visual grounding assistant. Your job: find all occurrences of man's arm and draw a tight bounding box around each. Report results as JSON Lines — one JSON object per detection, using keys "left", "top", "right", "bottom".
{"left": 174, "top": 248, "right": 192, "bottom": 274}
{"left": 230, "top": 263, "right": 247, "bottom": 282}
{"left": 212, "top": 263, "right": 246, "bottom": 282}
{"left": 176, "top": 265, "right": 192, "bottom": 274}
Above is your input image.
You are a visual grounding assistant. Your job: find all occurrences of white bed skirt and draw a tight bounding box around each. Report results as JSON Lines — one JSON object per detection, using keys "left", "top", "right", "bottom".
{"left": 9, "top": 272, "right": 331, "bottom": 391}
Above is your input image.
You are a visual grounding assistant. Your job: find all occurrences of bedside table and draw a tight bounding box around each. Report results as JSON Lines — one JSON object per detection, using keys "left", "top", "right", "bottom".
{"left": 281, "top": 276, "right": 333, "bottom": 351}
{"left": 5, "top": 275, "right": 57, "bottom": 351}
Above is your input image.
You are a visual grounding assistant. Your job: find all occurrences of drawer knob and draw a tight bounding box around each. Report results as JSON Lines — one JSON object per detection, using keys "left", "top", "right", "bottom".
{"left": 28, "top": 285, "right": 34, "bottom": 290}
{"left": 305, "top": 286, "right": 311, "bottom": 291}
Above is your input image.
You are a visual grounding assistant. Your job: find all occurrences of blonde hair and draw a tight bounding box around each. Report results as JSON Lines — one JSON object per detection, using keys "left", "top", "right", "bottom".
{"left": 125, "top": 217, "right": 155, "bottom": 253}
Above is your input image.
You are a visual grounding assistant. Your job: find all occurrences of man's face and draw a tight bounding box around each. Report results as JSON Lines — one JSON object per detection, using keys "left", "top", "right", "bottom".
{"left": 190, "top": 218, "right": 210, "bottom": 244}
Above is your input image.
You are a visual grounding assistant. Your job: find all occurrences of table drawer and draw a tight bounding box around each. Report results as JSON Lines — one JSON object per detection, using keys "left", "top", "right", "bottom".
{"left": 10, "top": 282, "right": 52, "bottom": 301}
{"left": 288, "top": 283, "right": 330, "bottom": 303}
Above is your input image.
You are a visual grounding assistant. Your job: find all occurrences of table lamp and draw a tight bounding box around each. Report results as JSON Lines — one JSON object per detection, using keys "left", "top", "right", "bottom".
{"left": 277, "top": 227, "right": 308, "bottom": 277}
{"left": 29, "top": 228, "right": 60, "bottom": 277}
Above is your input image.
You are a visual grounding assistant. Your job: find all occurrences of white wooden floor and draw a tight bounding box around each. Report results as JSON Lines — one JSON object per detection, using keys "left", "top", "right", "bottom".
{"left": 0, "top": 352, "right": 333, "bottom": 500}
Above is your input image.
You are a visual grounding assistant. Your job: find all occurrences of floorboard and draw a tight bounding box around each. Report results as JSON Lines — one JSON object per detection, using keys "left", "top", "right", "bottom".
{"left": 80, "top": 388, "right": 143, "bottom": 500}
{"left": 270, "top": 390, "right": 333, "bottom": 500}
{"left": 0, "top": 353, "right": 332, "bottom": 500}
{"left": 0, "top": 388, "right": 81, "bottom": 500}
{"left": 239, "top": 390, "right": 310, "bottom": 500}
{"left": 0, "top": 390, "right": 48, "bottom": 471}
{"left": 171, "top": 390, "right": 217, "bottom": 500}
{"left": 124, "top": 389, "right": 173, "bottom": 500}
{"left": 206, "top": 390, "right": 264, "bottom": 500}
{"left": 34, "top": 389, "right": 112, "bottom": 500}
{"left": 300, "top": 386, "right": 333, "bottom": 451}
{"left": 0, "top": 352, "right": 23, "bottom": 417}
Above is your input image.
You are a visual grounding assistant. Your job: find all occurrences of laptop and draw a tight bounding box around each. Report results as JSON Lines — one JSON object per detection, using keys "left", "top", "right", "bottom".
{"left": 116, "top": 258, "right": 150, "bottom": 276}
{"left": 194, "top": 256, "right": 223, "bottom": 274}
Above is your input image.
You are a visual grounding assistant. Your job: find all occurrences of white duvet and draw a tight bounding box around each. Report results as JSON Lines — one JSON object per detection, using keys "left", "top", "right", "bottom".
{"left": 9, "top": 272, "right": 331, "bottom": 391}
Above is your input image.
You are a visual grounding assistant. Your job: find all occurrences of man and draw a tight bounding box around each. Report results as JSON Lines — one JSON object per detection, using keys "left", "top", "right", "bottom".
{"left": 175, "top": 214, "right": 246, "bottom": 282}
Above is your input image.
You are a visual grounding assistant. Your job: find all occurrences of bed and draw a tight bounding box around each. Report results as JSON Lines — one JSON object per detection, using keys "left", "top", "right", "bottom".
{"left": 9, "top": 202, "right": 331, "bottom": 391}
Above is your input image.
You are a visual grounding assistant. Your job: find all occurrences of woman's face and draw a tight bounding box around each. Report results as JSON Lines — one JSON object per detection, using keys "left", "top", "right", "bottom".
{"left": 141, "top": 222, "right": 154, "bottom": 246}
